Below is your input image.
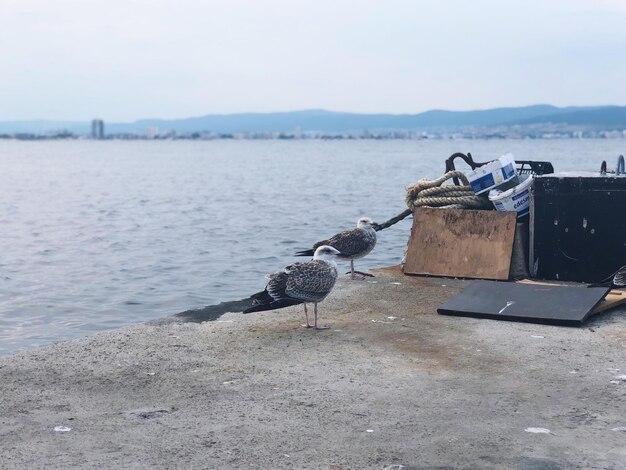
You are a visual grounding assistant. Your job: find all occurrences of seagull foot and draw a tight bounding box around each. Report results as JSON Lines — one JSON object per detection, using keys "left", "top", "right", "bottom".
{"left": 315, "top": 325, "right": 330, "bottom": 330}
{"left": 344, "top": 271, "right": 375, "bottom": 278}
{"left": 301, "top": 324, "right": 313, "bottom": 328}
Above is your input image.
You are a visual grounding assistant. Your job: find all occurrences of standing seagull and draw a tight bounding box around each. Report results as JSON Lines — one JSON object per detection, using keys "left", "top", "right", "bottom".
{"left": 295, "top": 217, "right": 377, "bottom": 279}
{"left": 588, "top": 265, "right": 626, "bottom": 288}
{"left": 243, "top": 246, "right": 341, "bottom": 330}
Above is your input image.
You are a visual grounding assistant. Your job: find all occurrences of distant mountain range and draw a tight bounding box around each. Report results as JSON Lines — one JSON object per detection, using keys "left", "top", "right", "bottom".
{"left": 2, "top": 105, "right": 626, "bottom": 135}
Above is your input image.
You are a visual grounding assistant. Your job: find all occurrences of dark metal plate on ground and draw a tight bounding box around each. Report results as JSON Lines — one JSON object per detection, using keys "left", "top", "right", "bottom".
{"left": 438, "top": 280, "right": 610, "bottom": 326}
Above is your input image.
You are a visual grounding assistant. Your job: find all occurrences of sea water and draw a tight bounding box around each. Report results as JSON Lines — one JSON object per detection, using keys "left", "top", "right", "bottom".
{"left": 0, "top": 138, "right": 622, "bottom": 354}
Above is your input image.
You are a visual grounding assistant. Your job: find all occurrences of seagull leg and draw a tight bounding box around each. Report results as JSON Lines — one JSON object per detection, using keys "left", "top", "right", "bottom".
{"left": 302, "top": 303, "right": 312, "bottom": 328}
{"left": 314, "top": 302, "right": 330, "bottom": 330}
{"left": 345, "top": 260, "right": 374, "bottom": 278}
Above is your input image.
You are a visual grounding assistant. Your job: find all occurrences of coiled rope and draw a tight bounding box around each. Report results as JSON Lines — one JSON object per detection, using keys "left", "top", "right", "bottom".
{"left": 373, "top": 170, "right": 490, "bottom": 231}
{"left": 405, "top": 170, "right": 488, "bottom": 210}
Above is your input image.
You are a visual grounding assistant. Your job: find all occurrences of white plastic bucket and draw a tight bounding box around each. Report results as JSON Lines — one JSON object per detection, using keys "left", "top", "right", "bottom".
{"left": 488, "top": 176, "right": 533, "bottom": 217}
{"left": 467, "top": 153, "right": 517, "bottom": 195}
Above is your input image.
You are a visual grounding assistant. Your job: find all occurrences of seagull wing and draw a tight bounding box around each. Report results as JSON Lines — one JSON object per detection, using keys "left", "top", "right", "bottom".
{"left": 264, "top": 270, "right": 289, "bottom": 300}
{"left": 314, "top": 228, "right": 375, "bottom": 258}
{"left": 244, "top": 265, "right": 303, "bottom": 313}
{"left": 285, "top": 260, "right": 338, "bottom": 302}
{"left": 244, "top": 259, "right": 338, "bottom": 313}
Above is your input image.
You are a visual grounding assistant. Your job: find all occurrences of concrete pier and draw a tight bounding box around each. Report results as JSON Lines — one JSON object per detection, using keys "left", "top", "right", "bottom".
{"left": 1, "top": 268, "right": 624, "bottom": 469}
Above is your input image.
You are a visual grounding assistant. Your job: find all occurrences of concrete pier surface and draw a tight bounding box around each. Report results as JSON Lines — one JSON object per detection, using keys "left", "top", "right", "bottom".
{"left": 1, "top": 267, "right": 624, "bottom": 469}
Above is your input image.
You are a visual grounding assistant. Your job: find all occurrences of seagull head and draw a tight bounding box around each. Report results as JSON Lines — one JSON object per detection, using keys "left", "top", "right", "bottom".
{"left": 357, "top": 217, "right": 374, "bottom": 229}
{"left": 313, "top": 245, "right": 342, "bottom": 262}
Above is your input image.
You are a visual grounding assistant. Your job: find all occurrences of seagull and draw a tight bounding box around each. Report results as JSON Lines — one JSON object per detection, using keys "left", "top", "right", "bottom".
{"left": 243, "top": 245, "right": 341, "bottom": 330}
{"left": 295, "top": 217, "right": 377, "bottom": 279}
{"left": 588, "top": 265, "right": 626, "bottom": 288}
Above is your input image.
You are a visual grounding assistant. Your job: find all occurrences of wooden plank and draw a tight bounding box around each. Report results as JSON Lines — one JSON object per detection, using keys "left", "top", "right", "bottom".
{"left": 403, "top": 207, "right": 517, "bottom": 280}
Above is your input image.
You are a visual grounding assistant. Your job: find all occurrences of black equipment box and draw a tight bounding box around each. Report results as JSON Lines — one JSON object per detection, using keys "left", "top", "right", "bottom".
{"left": 530, "top": 172, "right": 626, "bottom": 282}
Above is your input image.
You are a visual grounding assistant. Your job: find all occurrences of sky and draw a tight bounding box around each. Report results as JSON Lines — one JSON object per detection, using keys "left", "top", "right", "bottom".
{"left": 1, "top": 0, "right": 626, "bottom": 121}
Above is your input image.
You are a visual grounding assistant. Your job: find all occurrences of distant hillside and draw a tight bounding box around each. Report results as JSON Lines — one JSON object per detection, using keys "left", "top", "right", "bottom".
{"left": 514, "top": 106, "right": 626, "bottom": 127}
{"left": 2, "top": 105, "right": 625, "bottom": 135}
{"left": 107, "top": 105, "right": 572, "bottom": 133}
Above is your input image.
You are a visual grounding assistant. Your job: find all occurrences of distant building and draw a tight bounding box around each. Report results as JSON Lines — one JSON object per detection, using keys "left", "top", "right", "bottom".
{"left": 146, "top": 127, "right": 159, "bottom": 139}
{"left": 91, "top": 119, "right": 105, "bottom": 139}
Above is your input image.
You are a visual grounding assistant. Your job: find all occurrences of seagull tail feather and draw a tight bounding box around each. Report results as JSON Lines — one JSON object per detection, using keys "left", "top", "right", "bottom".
{"left": 243, "top": 290, "right": 273, "bottom": 313}
{"left": 243, "top": 291, "right": 303, "bottom": 313}
{"left": 295, "top": 249, "right": 315, "bottom": 257}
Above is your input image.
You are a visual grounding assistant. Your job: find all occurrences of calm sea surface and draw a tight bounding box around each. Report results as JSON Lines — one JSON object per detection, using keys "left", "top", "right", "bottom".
{"left": 1, "top": 139, "right": 623, "bottom": 355}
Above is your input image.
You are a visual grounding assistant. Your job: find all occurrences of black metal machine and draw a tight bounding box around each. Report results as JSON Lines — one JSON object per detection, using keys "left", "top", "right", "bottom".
{"left": 530, "top": 172, "right": 626, "bottom": 282}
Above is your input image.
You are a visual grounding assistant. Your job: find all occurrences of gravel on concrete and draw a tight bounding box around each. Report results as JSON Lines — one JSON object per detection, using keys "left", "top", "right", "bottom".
{"left": 1, "top": 267, "right": 624, "bottom": 469}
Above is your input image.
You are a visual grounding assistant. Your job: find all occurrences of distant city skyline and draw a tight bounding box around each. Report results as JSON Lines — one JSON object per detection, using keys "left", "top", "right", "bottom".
{"left": 2, "top": 0, "right": 626, "bottom": 121}
{"left": 2, "top": 105, "right": 626, "bottom": 139}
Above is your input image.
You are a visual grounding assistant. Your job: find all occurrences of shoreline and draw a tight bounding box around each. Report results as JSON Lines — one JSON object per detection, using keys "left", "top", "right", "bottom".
{"left": 1, "top": 267, "right": 624, "bottom": 468}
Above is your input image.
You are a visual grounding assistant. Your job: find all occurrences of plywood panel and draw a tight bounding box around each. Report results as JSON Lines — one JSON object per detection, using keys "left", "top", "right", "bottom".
{"left": 403, "top": 207, "right": 517, "bottom": 280}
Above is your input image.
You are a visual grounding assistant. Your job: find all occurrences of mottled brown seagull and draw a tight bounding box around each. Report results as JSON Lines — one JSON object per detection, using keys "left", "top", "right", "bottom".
{"left": 295, "top": 217, "right": 377, "bottom": 279}
{"left": 244, "top": 246, "right": 341, "bottom": 330}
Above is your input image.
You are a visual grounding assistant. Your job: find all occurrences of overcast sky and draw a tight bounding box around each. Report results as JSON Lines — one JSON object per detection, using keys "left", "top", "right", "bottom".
{"left": 1, "top": 0, "right": 625, "bottom": 121}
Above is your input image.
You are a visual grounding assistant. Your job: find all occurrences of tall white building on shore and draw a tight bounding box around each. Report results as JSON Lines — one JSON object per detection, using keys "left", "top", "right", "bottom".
{"left": 91, "top": 119, "right": 104, "bottom": 139}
